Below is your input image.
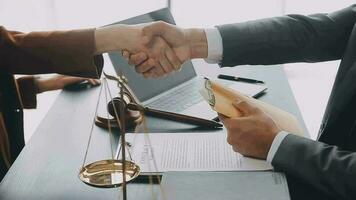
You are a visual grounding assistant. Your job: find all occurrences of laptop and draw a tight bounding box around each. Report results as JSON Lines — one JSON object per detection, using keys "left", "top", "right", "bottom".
{"left": 108, "top": 8, "right": 267, "bottom": 120}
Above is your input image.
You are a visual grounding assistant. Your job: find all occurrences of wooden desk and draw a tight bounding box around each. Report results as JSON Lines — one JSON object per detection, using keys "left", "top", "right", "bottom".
{"left": 0, "top": 64, "right": 308, "bottom": 199}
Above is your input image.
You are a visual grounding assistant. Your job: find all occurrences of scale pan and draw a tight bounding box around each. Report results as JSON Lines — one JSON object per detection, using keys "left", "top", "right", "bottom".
{"left": 79, "top": 159, "right": 140, "bottom": 188}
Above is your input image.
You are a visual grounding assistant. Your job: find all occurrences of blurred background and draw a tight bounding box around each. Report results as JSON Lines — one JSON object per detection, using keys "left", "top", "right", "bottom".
{"left": 0, "top": 0, "right": 354, "bottom": 142}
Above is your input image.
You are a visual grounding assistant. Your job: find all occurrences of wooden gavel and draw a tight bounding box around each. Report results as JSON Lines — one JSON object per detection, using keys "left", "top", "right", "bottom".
{"left": 94, "top": 73, "right": 222, "bottom": 131}
{"left": 95, "top": 96, "right": 144, "bottom": 130}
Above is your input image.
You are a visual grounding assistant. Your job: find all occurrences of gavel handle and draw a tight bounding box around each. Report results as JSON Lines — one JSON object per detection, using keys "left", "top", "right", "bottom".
{"left": 143, "top": 107, "right": 222, "bottom": 129}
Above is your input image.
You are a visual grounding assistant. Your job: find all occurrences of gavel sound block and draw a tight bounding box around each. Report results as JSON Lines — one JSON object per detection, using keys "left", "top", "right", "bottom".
{"left": 95, "top": 97, "right": 143, "bottom": 130}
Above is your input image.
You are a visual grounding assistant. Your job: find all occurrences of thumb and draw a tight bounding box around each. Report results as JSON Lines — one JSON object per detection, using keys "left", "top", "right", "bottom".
{"left": 232, "top": 100, "right": 257, "bottom": 116}
{"left": 142, "top": 21, "right": 168, "bottom": 44}
{"left": 61, "top": 76, "right": 86, "bottom": 86}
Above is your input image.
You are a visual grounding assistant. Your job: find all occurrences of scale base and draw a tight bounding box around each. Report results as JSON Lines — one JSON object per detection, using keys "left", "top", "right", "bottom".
{"left": 79, "top": 159, "right": 141, "bottom": 188}
{"left": 95, "top": 112, "right": 143, "bottom": 130}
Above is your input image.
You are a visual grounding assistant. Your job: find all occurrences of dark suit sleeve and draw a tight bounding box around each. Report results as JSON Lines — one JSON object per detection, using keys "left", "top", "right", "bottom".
{"left": 216, "top": 5, "right": 356, "bottom": 67}
{"left": 272, "top": 134, "right": 356, "bottom": 200}
{"left": 16, "top": 76, "right": 38, "bottom": 109}
{"left": 0, "top": 26, "right": 103, "bottom": 78}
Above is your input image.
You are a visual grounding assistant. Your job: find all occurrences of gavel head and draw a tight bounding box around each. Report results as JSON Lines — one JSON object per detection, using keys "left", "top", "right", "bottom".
{"left": 107, "top": 97, "right": 143, "bottom": 127}
{"left": 107, "top": 97, "right": 126, "bottom": 117}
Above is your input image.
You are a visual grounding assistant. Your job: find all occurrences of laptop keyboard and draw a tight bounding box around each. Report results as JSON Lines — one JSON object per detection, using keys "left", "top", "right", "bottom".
{"left": 147, "top": 81, "right": 203, "bottom": 112}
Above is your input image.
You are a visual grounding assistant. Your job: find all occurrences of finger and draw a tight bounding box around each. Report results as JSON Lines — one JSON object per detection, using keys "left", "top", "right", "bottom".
{"left": 142, "top": 21, "right": 168, "bottom": 41}
{"left": 86, "top": 79, "right": 95, "bottom": 85}
{"left": 135, "top": 58, "right": 156, "bottom": 73}
{"left": 129, "top": 52, "right": 148, "bottom": 66}
{"left": 143, "top": 72, "right": 149, "bottom": 78}
{"left": 143, "top": 66, "right": 158, "bottom": 78}
{"left": 218, "top": 113, "right": 228, "bottom": 122}
{"left": 232, "top": 146, "right": 240, "bottom": 153}
{"left": 221, "top": 118, "right": 235, "bottom": 131}
{"left": 62, "top": 77, "right": 86, "bottom": 85}
{"left": 164, "top": 46, "right": 182, "bottom": 71}
{"left": 159, "top": 49, "right": 174, "bottom": 74}
{"left": 226, "top": 131, "right": 234, "bottom": 145}
{"left": 153, "top": 62, "right": 166, "bottom": 77}
{"left": 88, "top": 79, "right": 100, "bottom": 85}
{"left": 94, "top": 79, "right": 101, "bottom": 85}
{"left": 218, "top": 114, "right": 234, "bottom": 126}
{"left": 143, "top": 68, "right": 156, "bottom": 79}
{"left": 221, "top": 117, "right": 251, "bottom": 134}
{"left": 226, "top": 128, "right": 242, "bottom": 146}
{"left": 232, "top": 100, "right": 258, "bottom": 116}
{"left": 122, "top": 50, "right": 130, "bottom": 60}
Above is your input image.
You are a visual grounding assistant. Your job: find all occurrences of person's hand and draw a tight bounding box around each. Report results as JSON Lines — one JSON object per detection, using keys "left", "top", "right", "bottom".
{"left": 124, "top": 21, "right": 208, "bottom": 78}
{"left": 126, "top": 36, "right": 183, "bottom": 78}
{"left": 219, "top": 100, "right": 281, "bottom": 159}
{"left": 94, "top": 23, "right": 184, "bottom": 78}
{"left": 36, "top": 75, "right": 100, "bottom": 93}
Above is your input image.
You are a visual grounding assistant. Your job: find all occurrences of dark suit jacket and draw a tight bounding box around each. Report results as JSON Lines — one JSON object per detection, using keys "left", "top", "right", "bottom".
{"left": 216, "top": 5, "right": 356, "bottom": 200}
{"left": 0, "top": 26, "right": 103, "bottom": 181}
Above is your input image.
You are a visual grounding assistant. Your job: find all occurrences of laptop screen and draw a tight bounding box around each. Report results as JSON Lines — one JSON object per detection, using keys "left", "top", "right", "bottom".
{"left": 108, "top": 8, "right": 197, "bottom": 102}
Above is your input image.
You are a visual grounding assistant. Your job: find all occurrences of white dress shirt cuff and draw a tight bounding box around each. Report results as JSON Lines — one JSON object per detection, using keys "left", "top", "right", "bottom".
{"left": 266, "top": 131, "right": 289, "bottom": 163}
{"left": 204, "top": 28, "right": 223, "bottom": 64}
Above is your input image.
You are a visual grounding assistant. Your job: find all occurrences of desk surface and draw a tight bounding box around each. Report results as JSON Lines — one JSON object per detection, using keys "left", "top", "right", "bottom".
{"left": 0, "top": 64, "right": 308, "bottom": 200}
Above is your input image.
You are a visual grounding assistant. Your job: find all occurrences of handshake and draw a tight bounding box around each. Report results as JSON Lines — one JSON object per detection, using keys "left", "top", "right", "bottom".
{"left": 95, "top": 21, "right": 208, "bottom": 78}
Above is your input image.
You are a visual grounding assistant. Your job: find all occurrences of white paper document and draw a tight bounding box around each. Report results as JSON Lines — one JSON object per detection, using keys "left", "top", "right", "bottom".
{"left": 118, "top": 133, "right": 272, "bottom": 173}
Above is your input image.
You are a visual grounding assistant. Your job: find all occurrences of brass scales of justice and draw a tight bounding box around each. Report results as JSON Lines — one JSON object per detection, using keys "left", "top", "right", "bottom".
{"left": 78, "top": 71, "right": 154, "bottom": 200}
{"left": 77, "top": 71, "right": 222, "bottom": 200}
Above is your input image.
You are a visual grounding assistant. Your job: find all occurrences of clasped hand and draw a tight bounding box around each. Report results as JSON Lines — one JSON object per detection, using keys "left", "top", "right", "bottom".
{"left": 102, "top": 21, "right": 206, "bottom": 78}
{"left": 94, "top": 22, "right": 190, "bottom": 78}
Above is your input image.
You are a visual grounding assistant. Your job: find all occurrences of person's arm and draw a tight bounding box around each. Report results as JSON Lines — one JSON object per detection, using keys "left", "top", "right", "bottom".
{"left": 219, "top": 100, "right": 356, "bottom": 199}
{"left": 0, "top": 24, "right": 181, "bottom": 79}
{"left": 128, "top": 5, "right": 356, "bottom": 77}
{"left": 272, "top": 134, "right": 356, "bottom": 200}
{"left": 216, "top": 5, "right": 356, "bottom": 67}
{"left": 16, "top": 76, "right": 38, "bottom": 109}
{"left": 0, "top": 27, "right": 103, "bottom": 78}
{"left": 16, "top": 75, "right": 100, "bottom": 109}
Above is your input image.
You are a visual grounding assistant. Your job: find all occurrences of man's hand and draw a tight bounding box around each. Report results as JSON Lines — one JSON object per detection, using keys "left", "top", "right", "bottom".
{"left": 128, "top": 36, "right": 183, "bottom": 78}
{"left": 36, "top": 75, "right": 100, "bottom": 93}
{"left": 124, "top": 21, "right": 208, "bottom": 78}
{"left": 219, "top": 100, "right": 281, "bottom": 160}
{"left": 94, "top": 23, "right": 186, "bottom": 78}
